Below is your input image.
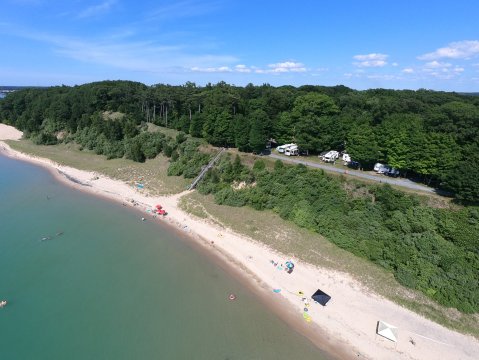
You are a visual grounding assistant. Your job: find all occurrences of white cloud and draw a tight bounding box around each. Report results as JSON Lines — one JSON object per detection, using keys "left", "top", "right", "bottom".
{"left": 78, "top": 0, "right": 117, "bottom": 19}
{"left": 418, "top": 40, "right": 479, "bottom": 60}
{"left": 267, "top": 61, "right": 307, "bottom": 73}
{"left": 234, "top": 64, "right": 252, "bottom": 73}
{"left": 189, "top": 61, "right": 309, "bottom": 74}
{"left": 353, "top": 53, "right": 388, "bottom": 67}
{"left": 402, "top": 68, "right": 414, "bottom": 73}
{"left": 424, "top": 61, "right": 452, "bottom": 68}
{"left": 366, "top": 74, "right": 398, "bottom": 81}
{"left": 355, "top": 60, "right": 387, "bottom": 67}
{"left": 422, "top": 65, "right": 465, "bottom": 80}
{"left": 353, "top": 53, "right": 388, "bottom": 61}
{"left": 392, "top": 62, "right": 399, "bottom": 67}
{"left": 190, "top": 66, "right": 232, "bottom": 73}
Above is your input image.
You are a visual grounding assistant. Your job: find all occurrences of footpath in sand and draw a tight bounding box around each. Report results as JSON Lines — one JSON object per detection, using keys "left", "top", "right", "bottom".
{"left": 1, "top": 123, "right": 478, "bottom": 360}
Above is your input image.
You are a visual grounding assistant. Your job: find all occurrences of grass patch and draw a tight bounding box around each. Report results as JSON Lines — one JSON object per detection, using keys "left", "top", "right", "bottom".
{"left": 179, "top": 191, "right": 479, "bottom": 338}
{"left": 146, "top": 123, "right": 182, "bottom": 138}
{"left": 178, "top": 196, "right": 208, "bottom": 219}
{"left": 6, "top": 139, "right": 189, "bottom": 195}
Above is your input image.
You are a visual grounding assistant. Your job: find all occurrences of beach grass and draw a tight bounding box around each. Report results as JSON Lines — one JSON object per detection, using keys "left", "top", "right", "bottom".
{"left": 6, "top": 140, "right": 189, "bottom": 195}
{"left": 179, "top": 191, "right": 479, "bottom": 338}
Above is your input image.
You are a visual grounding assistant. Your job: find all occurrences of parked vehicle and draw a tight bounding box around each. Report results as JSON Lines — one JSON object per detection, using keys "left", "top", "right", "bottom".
{"left": 320, "top": 150, "right": 339, "bottom": 162}
{"left": 377, "top": 165, "right": 390, "bottom": 174}
{"left": 285, "top": 144, "right": 299, "bottom": 156}
{"left": 374, "top": 163, "right": 385, "bottom": 172}
{"left": 342, "top": 153, "right": 351, "bottom": 163}
{"left": 386, "top": 167, "right": 400, "bottom": 177}
{"left": 277, "top": 143, "right": 295, "bottom": 153}
{"left": 375, "top": 163, "right": 400, "bottom": 177}
{"left": 348, "top": 161, "right": 360, "bottom": 169}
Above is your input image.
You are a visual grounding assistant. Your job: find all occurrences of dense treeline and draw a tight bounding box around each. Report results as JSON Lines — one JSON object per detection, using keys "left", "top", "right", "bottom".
{"left": 194, "top": 154, "right": 479, "bottom": 313}
{"left": 0, "top": 80, "right": 478, "bottom": 201}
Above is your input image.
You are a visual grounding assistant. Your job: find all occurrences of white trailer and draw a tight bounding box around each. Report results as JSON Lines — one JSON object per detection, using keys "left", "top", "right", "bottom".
{"left": 285, "top": 144, "right": 299, "bottom": 156}
{"left": 321, "top": 150, "right": 339, "bottom": 162}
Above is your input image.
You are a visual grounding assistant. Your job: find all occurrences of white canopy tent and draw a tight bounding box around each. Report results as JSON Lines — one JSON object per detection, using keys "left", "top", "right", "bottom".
{"left": 376, "top": 320, "right": 398, "bottom": 342}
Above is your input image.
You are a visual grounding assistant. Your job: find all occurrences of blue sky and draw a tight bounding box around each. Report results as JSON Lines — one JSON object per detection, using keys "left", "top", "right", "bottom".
{"left": 1, "top": 0, "right": 478, "bottom": 91}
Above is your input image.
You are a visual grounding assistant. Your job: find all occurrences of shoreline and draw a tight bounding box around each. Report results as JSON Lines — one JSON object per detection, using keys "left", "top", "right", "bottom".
{"left": 1, "top": 128, "right": 478, "bottom": 359}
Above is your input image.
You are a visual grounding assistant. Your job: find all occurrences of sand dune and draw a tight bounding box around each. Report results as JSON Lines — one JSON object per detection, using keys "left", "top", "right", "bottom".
{"left": 0, "top": 124, "right": 23, "bottom": 140}
{"left": 1, "top": 124, "right": 478, "bottom": 360}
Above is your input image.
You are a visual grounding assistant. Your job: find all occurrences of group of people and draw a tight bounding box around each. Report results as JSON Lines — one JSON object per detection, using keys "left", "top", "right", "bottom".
{"left": 270, "top": 259, "right": 295, "bottom": 274}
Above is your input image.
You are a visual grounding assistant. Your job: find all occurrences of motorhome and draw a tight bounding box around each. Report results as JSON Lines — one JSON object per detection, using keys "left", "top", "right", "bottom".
{"left": 321, "top": 150, "right": 339, "bottom": 162}
{"left": 285, "top": 144, "right": 299, "bottom": 156}
{"left": 277, "top": 143, "right": 294, "bottom": 153}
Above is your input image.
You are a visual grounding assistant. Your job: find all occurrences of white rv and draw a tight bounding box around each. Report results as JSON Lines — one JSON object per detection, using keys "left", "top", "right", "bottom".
{"left": 277, "top": 143, "right": 294, "bottom": 153}
{"left": 285, "top": 144, "right": 299, "bottom": 156}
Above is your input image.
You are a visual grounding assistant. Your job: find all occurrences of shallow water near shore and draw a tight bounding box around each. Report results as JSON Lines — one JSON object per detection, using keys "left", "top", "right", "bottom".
{"left": 0, "top": 154, "right": 333, "bottom": 359}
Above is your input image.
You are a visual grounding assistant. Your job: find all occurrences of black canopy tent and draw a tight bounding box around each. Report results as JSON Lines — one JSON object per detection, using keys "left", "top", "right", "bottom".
{"left": 311, "top": 289, "right": 331, "bottom": 306}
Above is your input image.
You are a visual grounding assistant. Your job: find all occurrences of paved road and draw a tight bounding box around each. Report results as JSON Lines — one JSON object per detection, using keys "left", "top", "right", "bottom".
{"left": 268, "top": 153, "right": 435, "bottom": 193}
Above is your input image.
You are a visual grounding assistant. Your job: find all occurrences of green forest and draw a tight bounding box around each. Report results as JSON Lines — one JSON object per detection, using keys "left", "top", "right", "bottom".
{"left": 1, "top": 80, "right": 478, "bottom": 201}
{"left": 1, "top": 80, "right": 478, "bottom": 313}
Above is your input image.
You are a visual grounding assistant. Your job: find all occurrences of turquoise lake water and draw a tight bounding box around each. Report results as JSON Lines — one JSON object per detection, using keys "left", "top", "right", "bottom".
{"left": 0, "top": 154, "right": 332, "bottom": 359}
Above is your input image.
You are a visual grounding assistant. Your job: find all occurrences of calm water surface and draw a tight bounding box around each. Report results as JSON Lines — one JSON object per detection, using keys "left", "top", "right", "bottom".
{"left": 0, "top": 155, "right": 332, "bottom": 359}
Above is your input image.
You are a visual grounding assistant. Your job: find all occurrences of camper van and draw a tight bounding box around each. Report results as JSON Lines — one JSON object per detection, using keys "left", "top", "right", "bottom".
{"left": 284, "top": 144, "right": 299, "bottom": 156}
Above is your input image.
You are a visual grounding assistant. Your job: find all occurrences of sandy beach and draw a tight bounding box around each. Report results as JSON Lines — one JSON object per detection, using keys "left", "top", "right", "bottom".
{"left": 1, "top": 123, "right": 478, "bottom": 360}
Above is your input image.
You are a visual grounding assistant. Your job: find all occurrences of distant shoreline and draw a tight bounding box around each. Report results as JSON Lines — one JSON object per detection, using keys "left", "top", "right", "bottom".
{"left": 1, "top": 124, "right": 478, "bottom": 360}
